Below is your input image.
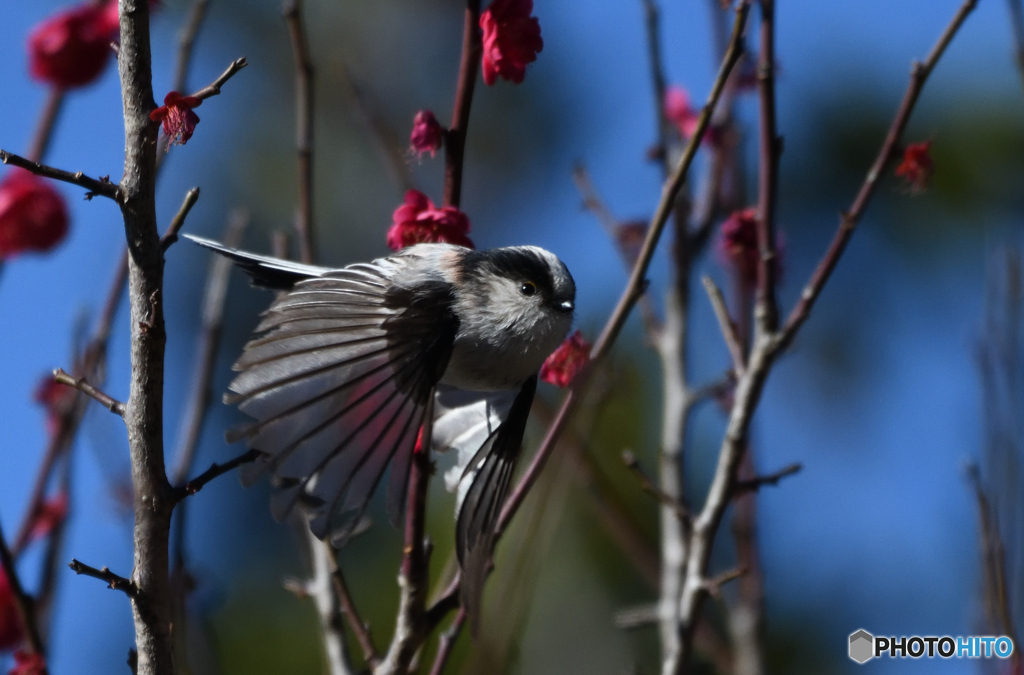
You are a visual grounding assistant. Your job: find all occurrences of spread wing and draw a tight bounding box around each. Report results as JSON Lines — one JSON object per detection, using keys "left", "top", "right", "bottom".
{"left": 455, "top": 375, "right": 537, "bottom": 635}
{"left": 222, "top": 254, "right": 459, "bottom": 542}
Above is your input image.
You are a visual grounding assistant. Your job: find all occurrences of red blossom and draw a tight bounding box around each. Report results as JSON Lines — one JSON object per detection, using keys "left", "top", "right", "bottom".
{"left": 716, "top": 208, "right": 783, "bottom": 287}
{"left": 0, "top": 570, "right": 24, "bottom": 652}
{"left": 150, "top": 92, "right": 202, "bottom": 148}
{"left": 480, "top": 0, "right": 543, "bottom": 86}
{"left": 9, "top": 651, "right": 46, "bottom": 675}
{"left": 663, "top": 85, "right": 720, "bottom": 146}
{"left": 27, "top": 494, "right": 69, "bottom": 544}
{"left": 33, "top": 375, "right": 75, "bottom": 436}
{"left": 0, "top": 171, "right": 69, "bottom": 260}
{"left": 894, "top": 140, "right": 933, "bottom": 193}
{"left": 540, "top": 330, "right": 590, "bottom": 388}
{"left": 409, "top": 110, "right": 444, "bottom": 158}
{"left": 386, "top": 190, "right": 474, "bottom": 251}
{"left": 28, "top": 2, "right": 120, "bottom": 89}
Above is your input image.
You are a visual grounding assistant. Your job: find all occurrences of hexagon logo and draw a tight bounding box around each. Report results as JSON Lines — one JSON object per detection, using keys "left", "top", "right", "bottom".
{"left": 849, "top": 629, "right": 874, "bottom": 664}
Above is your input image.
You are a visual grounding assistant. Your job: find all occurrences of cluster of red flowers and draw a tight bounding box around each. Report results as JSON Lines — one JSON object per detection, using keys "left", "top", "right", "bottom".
{"left": 480, "top": 0, "right": 543, "bottom": 86}
{"left": 716, "top": 208, "right": 784, "bottom": 287}
{"left": 0, "top": 171, "right": 69, "bottom": 260}
{"left": 409, "top": 111, "right": 444, "bottom": 158}
{"left": 540, "top": 330, "right": 591, "bottom": 388}
{"left": 387, "top": 190, "right": 474, "bottom": 251}
{"left": 150, "top": 92, "right": 203, "bottom": 148}
{"left": 28, "top": 1, "right": 120, "bottom": 89}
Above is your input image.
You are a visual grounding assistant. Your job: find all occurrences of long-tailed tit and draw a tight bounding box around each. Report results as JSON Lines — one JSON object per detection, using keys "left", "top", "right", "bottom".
{"left": 186, "top": 234, "right": 575, "bottom": 625}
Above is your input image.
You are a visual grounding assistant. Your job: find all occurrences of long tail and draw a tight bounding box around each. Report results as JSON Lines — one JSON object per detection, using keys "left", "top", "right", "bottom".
{"left": 184, "top": 234, "right": 331, "bottom": 290}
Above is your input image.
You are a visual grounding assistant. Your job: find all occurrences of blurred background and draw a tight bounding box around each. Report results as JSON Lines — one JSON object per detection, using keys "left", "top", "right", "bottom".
{"left": 1, "top": 0, "right": 1022, "bottom": 673}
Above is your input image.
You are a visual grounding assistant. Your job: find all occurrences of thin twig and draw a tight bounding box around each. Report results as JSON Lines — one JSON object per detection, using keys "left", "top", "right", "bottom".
{"left": 428, "top": 609, "right": 466, "bottom": 675}
{"left": 173, "top": 449, "right": 259, "bottom": 501}
{"left": 27, "top": 89, "right": 66, "bottom": 164}
{"left": 0, "top": 150, "right": 121, "bottom": 201}
{"left": 701, "top": 566, "right": 745, "bottom": 600}
{"left": 328, "top": 546, "right": 380, "bottom": 669}
{"left": 754, "top": 0, "right": 780, "bottom": 333}
{"left": 160, "top": 188, "right": 201, "bottom": 252}
{"left": 622, "top": 451, "right": 688, "bottom": 521}
{"left": 283, "top": 0, "right": 315, "bottom": 264}
{"left": 702, "top": 275, "right": 745, "bottom": 375}
{"left": 641, "top": 0, "right": 674, "bottom": 165}
{"left": 443, "top": 0, "right": 482, "bottom": 208}
{"left": 780, "top": 0, "right": 980, "bottom": 346}
{"left": 171, "top": 0, "right": 211, "bottom": 95}
{"left": 734, "top": 462, "right": 802, "bottom": 494}
{"left": 496, "top": 3, "right": 751, "bottom": 544}
{"left": 190, "top": 57, "right": 248, "bottom": 101}
{"left": 68, "top": 559, "right": 137, "bottom": 597}
{"left": 1007, "top": 0, "right": 1024, "bottom": 96}
{"left": 0, "top": 517, "right": 48, "bottom": 669}
{"left": 52, "top": 368, "right": 125, "bottom": 416}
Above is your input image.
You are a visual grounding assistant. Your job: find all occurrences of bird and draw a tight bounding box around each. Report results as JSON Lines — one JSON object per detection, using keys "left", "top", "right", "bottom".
{"left": 185, "top": 234, "right": 576, "bottom": 628}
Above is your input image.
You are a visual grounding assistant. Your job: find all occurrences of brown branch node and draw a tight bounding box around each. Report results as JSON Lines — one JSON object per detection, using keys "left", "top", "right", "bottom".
{"left": 68, "top": 559, "right": 137, "bottom": 597}
{"left": 0, "top": 150, "right": 121, "bottom": 201}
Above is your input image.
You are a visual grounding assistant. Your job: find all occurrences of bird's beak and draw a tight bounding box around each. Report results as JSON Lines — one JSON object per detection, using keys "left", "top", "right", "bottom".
{"left": 557, "top": 300, "right": 574, "bottom": 312}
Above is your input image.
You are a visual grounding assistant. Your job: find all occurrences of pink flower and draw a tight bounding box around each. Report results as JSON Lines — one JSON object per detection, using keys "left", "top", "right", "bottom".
{"left": 0, "top": 570, "right": 24, "bottom": 652}
{"left": 0, "top": 171, "right": 69, "bottom": 260}
{"left": 386, "top": 190, "right": 474, "bottom": 251}
{"left": 28, "top": 1, "right": 120, "bottom": 89}
{"left": 150, "top": 92, "right": 202, "bottom": 147}
{"left": 410, "top": 110, "right": 444, "bottom": 158}
{"left": 9, "top": 651, "right": 46, "bottom": 675}
{"left": 895, "top": 140, "right": 933, "bottom": 193}
{"left": 716, "top": 208, "right": 783, "bottom": 286}
{"left": 540, "top": 330, "right": 590, "bottom": 388}
{"left": 664, "top": 86, "right": 719, "bottom": 146}
{"left": 480, "top": 0, "right": 543, "bottom": 86}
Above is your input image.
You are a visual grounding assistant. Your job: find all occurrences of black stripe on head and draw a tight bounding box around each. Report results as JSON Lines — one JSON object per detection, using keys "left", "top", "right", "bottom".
{"left": 461, "top": 247, "right": 559, "bottom": 299}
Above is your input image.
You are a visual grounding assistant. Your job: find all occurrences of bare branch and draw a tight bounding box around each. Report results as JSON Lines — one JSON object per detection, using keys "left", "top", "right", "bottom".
{"left": 68, "top": 559, "right": 137, "bottom": 597}
{"left": 754, "top": 0, "right": 781, "bottom": 333}
{"left": 701, "top": 566, "right": 745, "bottom": 600}
{"left": 701, "top": 275, "right": 745, "bottom": 376}
{"left": 428, "top": 609, "right": 466, "bottom": 675}
{"left": 0, "top": 150, "right": 121, "bottom": 201}
{"left": 173, "top": 449, "right": 259, "bottom": 501}
{"left": 0, "top": 517, "right": 48, "bottom": 670}
{"left": 443, "top": 0, "right": 482, "bottom": 208}
{"left": 159, "top": 187, "right": 200, "bottom": 251}
{"left": 780, "top": 0, "right": 980, "bottom": 346}
{"left": 283, "top": 0, "right": 315, "bottom": 264}
{"left": 734, "top": 462, "right": 802, "bottom": 494}
{"left": 171, "top": 0, "right": 212, "bottom": 94}
{"left": 190, "top": 57, "right": 248, "bottom": 101}
{"left": 27, "top": 89, "right": 66, "bottom": 164}
{"left": 328, "top": 546, "right": 380, "bottom": 669}
{"left": 622, "top": 451, "right": 688, "bottom": 521}
{"left": 52, "top": 368, "right": 125, "bottom": 417}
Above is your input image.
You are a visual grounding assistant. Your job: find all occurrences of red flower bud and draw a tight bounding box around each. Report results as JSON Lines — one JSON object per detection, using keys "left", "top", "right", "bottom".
{"left": 34, "top": 375, "right": 76, "bottom": 435}
{"left": 28, "top": 2, "right": 120, "bottom": 89}
{"left": 9, "top": 651, "right": 46, "bottom": 675}
{"left": 540, "top": 330, "right": 590, "bottom": 388}
{"left": 664, "top": 86, "right": 720, "bottom": 146}
{"left": 0, "top": 570, "right": 25, "bottom": 652}
{"left": 716, "top": 208, "right": 783, "bottom": 288}
{"left": 150, "top": 92, "right": 203, "bottom": 148}
{"left": 894, "top": 140, "right": 933, "bottom": 193}
{"left": 410, "top": 110, "right": 444, "bottom": 158}
{"left": 387, "top": 190, "right": 474, "bottom": 251}
{"left": 0, "top": 171, "right": 70, "bottom": 260}
{"left": 480, "top": 0, "right": 543, "bottom": 86}
{"left": 27, "top": 493, "right": 70, "bottom": 544}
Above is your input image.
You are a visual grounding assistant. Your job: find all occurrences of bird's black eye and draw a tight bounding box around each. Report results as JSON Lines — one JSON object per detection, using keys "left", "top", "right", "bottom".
{"left": 520, "top": 281, "right": 538, "bottom": 296}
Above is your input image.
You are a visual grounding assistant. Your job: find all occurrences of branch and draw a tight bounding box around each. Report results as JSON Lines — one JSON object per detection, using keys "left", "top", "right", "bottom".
{"left": 1010, "top": 0, "right": 1024, "bottom": 96}
{"left": 701, "top": 275, "right": 745, "bottom": 376}
{"left": 68, "top": 559, "right": 137, "bottom": 597}
{"left": 754, "top": 0, "right": 781, "bottom": 333}
{"left": 0, "top": 517, "right": 48, "bottom": 670}
{"left": 328, "top": 546, "right": 380, "bottom": 669}
{"left": 443, "top": 0, "right": 482, "bottom": 208}
{"left": 190, "top": 57, "right": 249, "bottom": 102}
{"left": 622, "top": 451, "right": 688, "bottom": 521}
{"left": 159, "top": 187, "right": 200, "bottom": 251}
{"left": 173, "top": 449, "right": 259, "bottom": 501}
{"left": 0, "top": 150, "right": 121, "bottom": 201}
{"left": 496, "top": 0, "right": 751, "bottom": 543}
{"left": 170, "top": 0, "right": 212, "bottom": 95}
{"left": 27, "top": 89, "right": 66, "bottom": 164}
{"left": 779, "top": 0, "right": 979, "bottom": 346}
{"left": 701, "top": 566, "right": 745, "bottom": 600}
{"left": 283, "top": 0, "right": 315, "bottom": 264}
{"left": 52, "top": 368, "right": 125, "bottom": 417}
{"left": 428, "top": 609, "right": 466, "bottom": 675}
{"left": 734, "top": 462, "right": 802, "bottom": 494}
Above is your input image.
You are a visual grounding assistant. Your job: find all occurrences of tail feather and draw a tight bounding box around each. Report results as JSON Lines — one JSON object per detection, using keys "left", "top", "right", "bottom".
{"left": 184, "top": 234, "right": 331, "bottom": 290}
